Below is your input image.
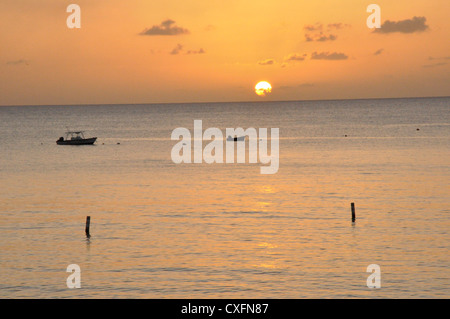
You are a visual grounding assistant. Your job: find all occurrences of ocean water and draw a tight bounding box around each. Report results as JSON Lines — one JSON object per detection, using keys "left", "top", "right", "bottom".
{"left": 0, "top": 97, "right": 449, "bottom": 298}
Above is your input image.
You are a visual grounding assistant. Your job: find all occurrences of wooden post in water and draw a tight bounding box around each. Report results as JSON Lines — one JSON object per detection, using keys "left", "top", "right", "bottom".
{"left": 351, "top": 203, "right": 356, "bottom": 222}
{"left": 85, "top": 216, "right": 91, "bottom": 238}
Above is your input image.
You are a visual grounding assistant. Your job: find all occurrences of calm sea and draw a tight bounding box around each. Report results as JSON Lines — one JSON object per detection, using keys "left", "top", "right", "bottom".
{"left": 0, "top": 97, "right": 449, "bottom": 298}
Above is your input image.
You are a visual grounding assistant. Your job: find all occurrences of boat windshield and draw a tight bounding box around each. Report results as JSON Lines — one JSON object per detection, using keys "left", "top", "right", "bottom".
{"left": 67, "top": 131, "right": 85, "bottom": 140}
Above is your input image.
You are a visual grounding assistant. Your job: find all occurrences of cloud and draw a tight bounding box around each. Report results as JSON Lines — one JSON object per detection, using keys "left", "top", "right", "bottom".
{"left": 140, "top": 19, "right": 189, "bottom": 36}
{"left": 281, "top": 53, "right": 307, "bottom": 67}
{"left": 304, "top": 23, "right": 323, "bottom": 32}
{"left": 374, "top": 16, "right": 429, "bottom": 34}
{"left": 285, "top": 53, "right": 307, "bottom": 62}
{"left": 311, "top": 51, "right": 348, "bottom": 60}
{"left": 204, "top": 25, "right": 216, "bottom": 31}
{"left": 304, "top": 35, "right": 313, "bottom": 42}
{"left": 6, "top": 59, "right": 29, "bottom": 66}
{"left": 374, "top": 49, "right": 384, "bottom": 56}
{"left": 170, "top": 44, "right": 183, "bottom": 55}
{"left": 327, "top": 23, "right": 351, "bottom": 30}
{"left": 304, "top": 22, "right": 349, "bottom": 42}
{"left": 428, "top": 56, "right": 450, "bottom": 61}
{"left": 186, "top": 48, "right": 206, "bottom": 55}
{"left": 304, "top": 23, "right": 350, "bottom": 32}
{"left": 170, "top": 44, "right": 206, "bottom": 55}
{"left": 258, "top": 59, "right": 275, "bottom": 65}
{"left": 305, "top": 33, "right": 337, "bottom": 42}
{"left": 258, "top": 53, "right": 307, "bottom": 67}
{"left": 317, "top": 34, "right": 337, "bottom": 42}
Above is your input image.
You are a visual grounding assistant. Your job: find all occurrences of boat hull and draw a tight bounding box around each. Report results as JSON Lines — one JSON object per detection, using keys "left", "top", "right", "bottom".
{"left": 56, "top": 137, "right": 97, "bottom": 145}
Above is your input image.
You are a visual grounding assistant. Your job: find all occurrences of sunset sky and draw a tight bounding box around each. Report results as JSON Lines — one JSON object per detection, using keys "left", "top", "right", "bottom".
{"left": 0, "top": 0, "right": 449, "bottom": 105}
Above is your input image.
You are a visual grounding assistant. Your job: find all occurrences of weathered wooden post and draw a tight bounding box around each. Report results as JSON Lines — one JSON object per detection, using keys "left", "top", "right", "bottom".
{"left": 351, "top": 203, "right": 356, "bottom": 222}
{"left": 85, "top": 216, "right": 91, "bottom": 238}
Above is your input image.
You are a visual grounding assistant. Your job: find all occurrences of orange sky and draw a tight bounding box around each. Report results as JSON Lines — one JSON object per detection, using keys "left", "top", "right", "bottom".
{"left": 0, "top": 0, "right": 449, "bottom": 105}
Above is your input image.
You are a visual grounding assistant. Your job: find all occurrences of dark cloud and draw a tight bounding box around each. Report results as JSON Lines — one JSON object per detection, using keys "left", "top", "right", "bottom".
{"left": 6, "top": 59, "right": 29, "bottom": 66}
{"left": 374, "top": 49, "right": 384, "bottom": 56}
{"left": 374, "top": 16, "right": 429, "bottom": 34}
{"left": 311, "top": 51, "right": 348, "bottom": 60}
{"left": 305, "top": 33, "right": 337, "bottom": 42}
{"left": 316, "top": 34, "right": 337, "bottom": 42}
{"left": 285, "top": 53, "right": 306, "bottom": 62}
{"left": 140, "top": 19, "right": 189, "bottom": 36}
{"left": 258, "top": 59, "right": 275, "bottom": 65}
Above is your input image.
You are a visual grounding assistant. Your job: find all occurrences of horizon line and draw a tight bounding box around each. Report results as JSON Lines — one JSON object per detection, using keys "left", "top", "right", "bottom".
{"left": 0, "top": 95, "right": 449, "bottom": 107}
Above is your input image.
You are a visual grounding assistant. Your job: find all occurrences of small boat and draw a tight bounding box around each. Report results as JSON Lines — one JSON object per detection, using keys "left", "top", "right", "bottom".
{"left": 56, "top": 131, "right": 97, "bottom": 145}
{"left": 227, "top": 135, "right": 245, "bottom": 142}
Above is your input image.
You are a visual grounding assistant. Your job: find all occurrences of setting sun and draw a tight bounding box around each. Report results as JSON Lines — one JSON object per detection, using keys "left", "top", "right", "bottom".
{"left": 255, "top": 81, "right": 272, "bottom": 96}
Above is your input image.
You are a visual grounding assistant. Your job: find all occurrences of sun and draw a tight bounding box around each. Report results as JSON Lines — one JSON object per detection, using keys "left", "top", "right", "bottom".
{"left": 255, "top": 81, "right": 272, "bottom": 96}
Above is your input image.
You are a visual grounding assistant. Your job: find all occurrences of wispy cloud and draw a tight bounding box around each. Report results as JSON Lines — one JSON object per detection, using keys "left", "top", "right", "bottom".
{"left": 279, "top": 53, "right": 307, "bottom": 67}
{"left": 374, "top": 16, "right": 429, "bottom": 34}
{"left": 186, "top": 48, "right": 206, "bottom": 55}
{"left": 170, "top": 44, "right": 205, "bottom": 55}
{"left": 327, "top": 23, "right": 351, "bottom": 30}
{"left": 374, "top": 49, "right": 384, "bottom": 56}
{"left": 311, "top": 52, "right": 348, "bottom": 60}
{"left": 304, "top": 22, "right": 350, "bottom": 42}
{"left": 6, "top": 59, "right": 29, "bottom": 66}
{"left": 140, "top": 19, "right": 189, "bottom": 36}
{"left": 422, "top": 62, "right": 448, "bottom": 68}
{"left": 307, "top": 34, "right": 337, "bottom": 42}
{"left": 285, "top": 53, "right": 307, "bottom": 62}
{"left": 428, "top": 56, "right": 450, "bottom": 61}
{"left": 258, "top": 59, "right": 275, "bottom": 66}
{"left": 170, "top": 44, "right": 184, "bottom": 55}
{"left": 304, "top": 23, "right": 323, "bottom": 32}
{"left": 204, "top": 25, "right": 216, "bottom": 32}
